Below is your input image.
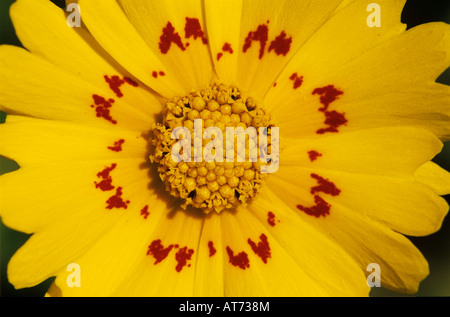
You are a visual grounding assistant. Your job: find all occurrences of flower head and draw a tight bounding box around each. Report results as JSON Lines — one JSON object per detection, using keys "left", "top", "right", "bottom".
{"left": 0, "top": 0, "right": 449, "bottom": 297}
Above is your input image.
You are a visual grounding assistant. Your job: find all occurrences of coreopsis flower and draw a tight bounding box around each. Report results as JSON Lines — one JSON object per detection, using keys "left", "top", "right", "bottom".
{"left": 0, "top": 0, "right": 449, "bottom": 297}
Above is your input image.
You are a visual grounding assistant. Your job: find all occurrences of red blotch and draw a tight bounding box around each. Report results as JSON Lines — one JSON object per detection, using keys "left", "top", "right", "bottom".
{"left": 106, "top": 186, "right": 130, "bottom": 210}
{"left": 159, "top": 22, "right": 186, "bottom": 54}
{"left": 140, "top": 205, "right": 149, "bottom": 219}
{"left": 268, "top": 31, "right": 292, "bottom": 56}
{"left": 289, "top": 73, "right": 303, "bottom": 90}
{"left": 217, "top": 42, "right": 234, "bottom": 61}
{"left": 312, "top": 85, "right": 347, "bottom": 134}
{"left": 95, "top": 163, "right": 117, "bottom": 191}
{"left": 152, "top": 71, "right": 158, "bottom": 78}
{"left": 226, "top": 246, "right": 250, "bottom": 270}
{"left": 184, "top": 17, "right": 207, "bottom": 44}
{"left": 248, "top": 234, "right": 271, "bottom": 264}
{"left": 297, "top": 195, "right": 331, "bottom": 218}
{"left": 107, "top": 139, "right": 125, "bottom": 152}
{"left": 90, "top": 95, "right": 117, "bottom": 125}
{"left": 175, "top": 247, "right": 194, "bottom": 272}
{"left": 243, "top": 24, "right": 269, "bottom": 59}
{"left": 308, "top": 150, "right": 322, "bottom": 162}
{"left": 159, "top": 71, "right": 166, "bottom": 76}
{"left": 296, "top": 173, "right": 341, "bottom": 218}
{"left": 273, "top": 82, "right": 277, "bottom": 87}
{"left": 310, "top": 173, "right": 341, "bottom": 197}
{"left": 147, "top": 240, "right": 176, "bottom": 264}
{"left": 312, "top": 85, "right": 344, "bottom": 111}
{"left": 208, "top": 241, "right": 217, "bottom": 257}
{"left": 267, "top": 211, "right": 279, "bottom": 227}
{"left": 104, "top": 75, "right": 138, "bottom": 98}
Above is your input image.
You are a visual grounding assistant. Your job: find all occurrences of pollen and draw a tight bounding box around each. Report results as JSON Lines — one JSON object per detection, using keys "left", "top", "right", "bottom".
{"left": 150, "top": 83, "right": 277, "bottom": 214}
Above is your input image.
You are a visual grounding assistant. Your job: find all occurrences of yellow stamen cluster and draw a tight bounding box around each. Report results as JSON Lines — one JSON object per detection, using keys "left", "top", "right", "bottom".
{"left": 150, "top": 83, "right": 275, "bottom": 214}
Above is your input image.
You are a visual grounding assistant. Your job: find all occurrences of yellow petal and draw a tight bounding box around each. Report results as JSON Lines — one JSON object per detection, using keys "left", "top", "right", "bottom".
{"left": 10, "top": 0, "right": 162, "bottom": 116}
{"left": 235, "top": 0, "right": 343, "bottom": 99}
{"left": 281, "top": 126, "right": 443, "bottom": 177}
{"left": 0, "top": 116, "right": 147, "bottom": 167}
{"left": 415, "top": 161, "right": 450, "bottom": 195}
{"left": 0, "top": 46, "right": 158, "bottom": 131}
{"left": 5, "top": 156, "right": 158, "bottom": 289}
{"left": 107, "top": 0, "right": 213, "bottom": 95}
{"left": 204, "top": 0, "right": 242, "bottom": 85}
{"left": 218, "top": 200, "right": 368, "bottom": 296}
{"left": 111, "top": 209, "right": 204, "bottom": 297}
{"left": 78, "top": 0, "right": 185, "bottom": 98}
{"left": 266, "top": 21, "right": 450, "bottom": 140}
{"left": 266, "top": 168, "right": 431, "bottom": 293}
{"left": 50, "top": 194, "right": 170, "bottom": 296}
{"left": 193, "top": 214, "right": 225, "bottom": 296}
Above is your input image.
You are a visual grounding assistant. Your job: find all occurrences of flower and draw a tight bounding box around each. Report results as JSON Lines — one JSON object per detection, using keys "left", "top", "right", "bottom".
{"left": 0, "top": 0, "right": 449, "bottom": 297}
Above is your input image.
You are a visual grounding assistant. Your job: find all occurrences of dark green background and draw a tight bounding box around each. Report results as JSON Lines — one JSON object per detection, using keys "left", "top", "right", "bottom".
{"left": 0, "top": 0, "right": 449, "bottom": 297}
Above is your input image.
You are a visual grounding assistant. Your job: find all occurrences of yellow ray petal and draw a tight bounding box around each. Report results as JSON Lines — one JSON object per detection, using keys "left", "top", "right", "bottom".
{"left": 235, "top": 0, "right": 343, "bottom": 99}
{"left": 219, "top": 201, "right": 368, "bottom": 296}
{"left": 193, "top": 214, "right": 224, "bottom": 296}
{"left": 0, "top": 157, "right": 152, "bottom": 234}
{"left": 204, "top": 0, "right": 242, "bottom": 85}
{"left": 50, "top": 194, "right": 169, "bottom": 296}
{"left": 266, "top": 21, "right": 450, "bottom": 140}
{"left": 0, "top": 116, "right": 147, "bottom": 167}
{"left": 5, "top": 157, "right": 159, "bottom": 289}
{"left": 266, "top": 169, "right": 431, "bottom": 293}
{"left": 415, "top": 161, "right": 450, "bottom": 195}
{"left": 109, "top": 0, "right": 214, "bottom": 95}
{"left": 10, "top": 0, "right": 163, "bottom": 116}
{"left": 0, "top": 46, "right": 158, "bottom": 131}
{"left": 281, "top": 126, "right": 443, "bottom": 177}
{"left": 77, "top": 0, "right": 185, "bottom": 98}
{"left": 111, "top": 209, "right": 204, "bottom": 297}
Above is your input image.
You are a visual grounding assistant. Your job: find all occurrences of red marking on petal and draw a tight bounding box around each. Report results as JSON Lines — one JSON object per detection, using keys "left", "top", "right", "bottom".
{"left": 95, "top": 164, "right": 116, "bottom": 191}
{"left": 159, "top": 22, "right": 186, "bottom": 54}
{"left": 159, "top": 71, "right": 166, "bottom": 76}
{"left": 106, "top": 186, "right": 130, "bottom": 210}
{"left": 267, "top": 211, "right": 279, "bottom": 226}
{"left": 297, "top": 195, "right": 331, "bottom": 218}
{"left": 107, "top": 139, "right": 125, "bottom": 152}
{"left": 147, "top": 240, "right": 175, "bottom": 264}
{"left": 175, "top": 246, "right": 194, "bottom": 272}
{"left": 243, "top": 24, "right": 269, "bottom": 59}
{"left": 226, "top": 246, "right": 250, "bottom": 270}
{"left": 312, "top": 85, "right": 344, "bottom": 112}
{"left": 152, "top": 71, "right": 158, "bottom": 78}
{"left": 91, "top": 95, "right": 117, "bottom": 125}
{"left": 140, "top": 205, "right": 149, "bottom": 219}
{"left": 184, "top": 17, "right": 207, "bottom": 44}
{"left": 104, "top": 75, "right": 138, "bottom": 98}
{"left": 273, "top": 82, "right": 277, "bottom": 87}
{"left": 312, "top": 85, "right": 347, "bottom": 134}
{"left": 216, "top": 42, "right": 234, "bottom": 61}
{"left": 310, "top": 173, "right": 341, "bottom": 197}
{"left": 208, "top": 241, "right": 217, "bottom": 257}
{"left": 223, "top": 42, "right": 233, "bottom": 53}
{"left": 308, "top": 150, "right": 322, "bottom": 162}
{"left": 289, "top": 73, "right": 303, "bottom": 90}
{"left": 296, "top": 173, "right": 340, "bottom": 218}
{"left": 248, "top": 234, "right": 271, "bottom": 264}
{"left": 268, "top": 31, "right": 292, "bottom": 56}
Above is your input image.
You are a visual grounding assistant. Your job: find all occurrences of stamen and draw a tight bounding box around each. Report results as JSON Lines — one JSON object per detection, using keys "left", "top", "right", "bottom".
{"left": 150, "top": 83, "right": 276, "bottom": 214}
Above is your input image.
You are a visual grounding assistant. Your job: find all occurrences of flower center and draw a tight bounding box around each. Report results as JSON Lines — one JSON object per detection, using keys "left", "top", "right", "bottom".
{"left": 150, "top": 83, "right": 278, "bottom": 214}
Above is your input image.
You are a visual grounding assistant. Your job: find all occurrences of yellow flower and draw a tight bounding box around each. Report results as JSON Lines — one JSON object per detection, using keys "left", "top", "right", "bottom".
{"left": 0, "top": 0, "right": 449, "bottom": 297}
